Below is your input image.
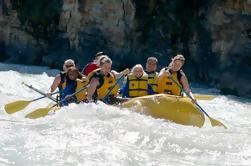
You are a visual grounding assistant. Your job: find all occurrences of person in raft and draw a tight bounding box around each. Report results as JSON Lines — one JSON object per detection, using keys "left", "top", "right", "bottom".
{"left": 81, "top": 51, "right": 106, "bottom": 76}
{"left": 86, "top": 55, "right": 130, "bottom": 103}
{"left": 47, "top": 59, "right": 88, "bottom": 105}
{"left": 47, "top": 59, "right": 76, "bottom": 97}
{"left": 158, "top": 54, "right": 196, "bottom": 103}
{"left": 121, "top": 64, "right": 154, "bottom": 98}
{"left": 145, "top": 56, "right": 159, "bottom": 94}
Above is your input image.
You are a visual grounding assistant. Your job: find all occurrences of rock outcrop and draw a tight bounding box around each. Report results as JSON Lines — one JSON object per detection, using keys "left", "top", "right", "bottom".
{"left": 204, "top": 0, "right": 251, "bottom": 96}
{"left": 0, "top": 0, "right": 250, "bottom": 97}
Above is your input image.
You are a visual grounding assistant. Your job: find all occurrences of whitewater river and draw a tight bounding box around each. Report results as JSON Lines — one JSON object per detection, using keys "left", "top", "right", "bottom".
{"left": 0, "top": 63, "right": 250, "bottom": 166}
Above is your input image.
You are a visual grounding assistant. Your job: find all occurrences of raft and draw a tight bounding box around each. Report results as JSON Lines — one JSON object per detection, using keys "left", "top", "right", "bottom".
{"left": 121, "top": 94, "right": 205, "bottom": 127}
{"left": 25, "top": 94, "right": 206, "bottom": 128}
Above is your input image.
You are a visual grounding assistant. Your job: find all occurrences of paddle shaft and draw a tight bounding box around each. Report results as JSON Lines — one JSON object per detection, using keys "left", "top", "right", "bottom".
{"left": 170, "top": 75, "right": 227, "bottom": 128}
{"left": 168, "top": 76, "right": 211, "bottom": 118}
{"left": 22, "top": 82, "right": 58, "bottom": 102}
{"left": 25, "top": 85, "right": 88, "bottom": 119}
{"left": 31, "top": 91, "right": 59, "bottom": 102}
{"left": 51, "top": 86, "right": 87, "bottom": 108}
{"left": 103, "top": 75, "right": 125, "bottom": 101}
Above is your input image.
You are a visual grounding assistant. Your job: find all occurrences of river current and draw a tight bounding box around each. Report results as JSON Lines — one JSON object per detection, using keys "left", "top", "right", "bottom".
{"left": 0, "top": 63, "right": 250, "bottom": 166}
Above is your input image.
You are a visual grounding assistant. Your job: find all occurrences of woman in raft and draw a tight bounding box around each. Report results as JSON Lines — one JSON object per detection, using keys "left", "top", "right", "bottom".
{"left": 86, "top": 55, "right": 130, "bottom": 103}
{"left": 48, "top": 60, "right": 88, "bottom": 105}
{"left": 158, "top": 54, "right": 196, "bottom": 102}
{"left": 121, "top": 64, "right": 154, "bottom": 98}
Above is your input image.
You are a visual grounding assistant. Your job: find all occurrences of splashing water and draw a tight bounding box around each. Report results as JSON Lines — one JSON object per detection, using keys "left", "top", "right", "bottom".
{"left": 0, "top": 63, "right": 250, "bottom": 166}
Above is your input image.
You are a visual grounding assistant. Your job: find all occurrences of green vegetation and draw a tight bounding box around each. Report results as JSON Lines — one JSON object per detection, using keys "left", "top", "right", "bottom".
{"left": 12, "top": 0, "right": 62, "bottom": 40}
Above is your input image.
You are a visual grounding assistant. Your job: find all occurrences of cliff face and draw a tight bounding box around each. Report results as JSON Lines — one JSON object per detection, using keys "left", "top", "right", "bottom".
{"left": 0, "top": 0, "right": 250, "bottom": 97}
{"left": 204, "top": 0, "right": 251, "bottom": 96}
{"left": 58, "top": 0, "right": 135, "bottom": 64}
{"left": 0, "top": 0, "right": 135, "bottom": 67}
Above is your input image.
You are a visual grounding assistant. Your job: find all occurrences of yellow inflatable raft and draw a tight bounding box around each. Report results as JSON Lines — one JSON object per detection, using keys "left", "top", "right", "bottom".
{"left": 121, "top": 94, "right": 205, "bottom": 127}
{"left": 25, "top": 94, "right": 206, "bottom": 128}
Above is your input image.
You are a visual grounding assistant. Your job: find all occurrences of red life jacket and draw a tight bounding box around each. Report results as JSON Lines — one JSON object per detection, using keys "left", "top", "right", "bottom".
{"left": 82, "top": 62, "right": 99, "bottom": 76}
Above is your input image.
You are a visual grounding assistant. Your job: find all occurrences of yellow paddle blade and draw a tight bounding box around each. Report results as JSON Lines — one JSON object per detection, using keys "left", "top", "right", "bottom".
{"left": 209, "top": 117, "right": 227, "bottom": 129}
{"left": 25, "top": 104, "right": 59, "bottom": 119}
{"left": 25, "top": 107, "right": 52, "bottom": 119}
{"left": 192, "top": 94, "right": 216, "bottom": 101}
{"left": 4, "top": 100, "right": 32, "bottom": 114}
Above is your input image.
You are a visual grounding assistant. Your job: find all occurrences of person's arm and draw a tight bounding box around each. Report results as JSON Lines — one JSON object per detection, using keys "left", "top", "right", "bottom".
{"left": 86, "top": 78, "right": 99, "bottom": 101}
{"left": 111, "top": 68, "right": 130, "bottom": 79}
{"left": 158, "top": 68, "right": 170, "bottom": 81}
{"left": 48, "top": 74, "right": 61, "bottom": 95}
{"left": 180, "top": 74, "right": 196, "bottom": 103}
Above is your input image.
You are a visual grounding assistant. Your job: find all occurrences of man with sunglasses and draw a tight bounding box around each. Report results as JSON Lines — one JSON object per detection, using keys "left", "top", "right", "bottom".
{"left": 47, "top": 59, "right": 76, "bottom": 96}
{"left": 81, "top": 51, "right": 106, "bottom": 76}
{"left": 47, "top": 60, "right": 90, "bottom": 105}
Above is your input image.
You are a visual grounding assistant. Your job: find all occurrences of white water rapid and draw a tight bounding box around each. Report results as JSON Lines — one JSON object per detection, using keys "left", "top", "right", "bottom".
{"left": 0, "top": 63, "right": 250, "bottom": 166}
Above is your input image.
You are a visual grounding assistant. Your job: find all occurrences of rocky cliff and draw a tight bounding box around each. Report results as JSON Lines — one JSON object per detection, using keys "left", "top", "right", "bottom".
{"left": 204, "top": 0, "right": 251, "bottom": 96}
{"left": 0, "top": 0, "right": 250, "bottom": 97}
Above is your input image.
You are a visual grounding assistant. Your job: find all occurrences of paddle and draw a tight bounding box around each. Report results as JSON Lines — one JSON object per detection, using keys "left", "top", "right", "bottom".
{"left": 168, "top": 76, "right": 227, "bottom": 129}
{"left": 103, "top": 75, "right": 125, "bottom": 103}
{"left": 4, "top": 91, "right": 59, "bottom": 114}
{"left": 193, "top": 94, "right": 215, "bottom": 101}
{"left": 22, "top": 82, "right": 58, "bottom": 102}
{"left": 25, "top": 86, "right": 88, "bottom": 119}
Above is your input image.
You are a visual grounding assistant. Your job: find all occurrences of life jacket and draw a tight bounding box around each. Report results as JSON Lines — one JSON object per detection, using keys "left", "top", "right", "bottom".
{"left": 82, "top": 62, "right": 99, "bottom": 76}
{"left": 88, "top": 69, "right": 119, "bottom": 100}
{"left": 75, "top": 78, "right": 88, "bottom": 101}
{"left": 147, "top": 71, "right": 158, "bottom": 94}
{"left": 97, "top": 72, "right": 119, "bottom": 100}
{"left": 59, "top": 72, "right": 77, "bottom": 105}
{"left": 158, "top": 68, "right": 183, "bottom": 96}
{"left": 127, "top": 73, "right": 149, "bottom": 98}
{"left": 59, "top": 72, "right": 88, "bottom": 103}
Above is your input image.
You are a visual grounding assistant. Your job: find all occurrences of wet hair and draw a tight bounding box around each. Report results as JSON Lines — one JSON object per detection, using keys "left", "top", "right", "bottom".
{"left": 98, "top": 55, "right": 112, "bottom": 66}
{"left": 67, "top": 67, "right": 82, "bottom": 79}
{"left": 147, "top": 57, "right": 158, "bottom": 63}
{"left": 172, "top": 54, "right": 185, "bottom": 62}
{"left": 168, "top": 54, "right": 185, "bottom": 67}
{"left": 64, "top": 59, "right": 75, "bottom": 65}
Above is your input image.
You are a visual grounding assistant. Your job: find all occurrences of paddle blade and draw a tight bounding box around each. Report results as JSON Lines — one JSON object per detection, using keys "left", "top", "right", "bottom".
{"left": 4, "top": 100, "right": 32, "bottom": 114}
{"left": 25, "top": 105, "right": 60, "bottom": 119}
{"left": 209, "top": 117, "right": 227, "bottom": 129}
{"left": 25, "top": 108, "right": 52, "bottom": 119}
{"left": 193, "top": 94, "right": 216, "bottom": 101}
